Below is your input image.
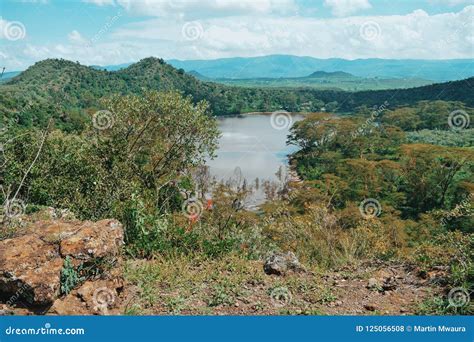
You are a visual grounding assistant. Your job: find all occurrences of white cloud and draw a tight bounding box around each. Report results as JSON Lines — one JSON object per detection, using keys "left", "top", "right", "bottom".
{"left": 68, "top": 30, "right": 88, "bottom": 44}
{"left": 82, "top": 0, "right": 115, "bottom": 6}
{"left": 111, "top": 6, "right": 474, "bottom": 59}
{"left": 324, "top": 0, "right": 372, "bottom": 17}
{"left": 17, "top": 0, "right": 49, "bottom": 3}
{"left": 1, "top": 5, "right": 473, "bottom": 70}
{"left": 115, "top": 0, "right": 297, "bottom": 19}
{"left": 430, "top": 0, "right": 474, "bottom": 5}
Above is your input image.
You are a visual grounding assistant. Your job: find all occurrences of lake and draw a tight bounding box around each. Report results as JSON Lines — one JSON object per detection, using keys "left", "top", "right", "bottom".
{"left": 206, "top": 113, "right": 304, "bottom": 205}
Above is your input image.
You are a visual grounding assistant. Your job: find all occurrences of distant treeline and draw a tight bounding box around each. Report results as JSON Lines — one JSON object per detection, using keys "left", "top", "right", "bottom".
{"left": 0, "top": 57, "right": 472, "bottom": 132}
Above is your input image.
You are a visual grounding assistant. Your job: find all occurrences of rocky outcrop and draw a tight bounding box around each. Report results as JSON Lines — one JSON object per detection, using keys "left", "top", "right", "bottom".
{"left": 49, "top": 276, "right": 123, "bottom": 315}
{"left": 0, "top": 213, "right": 124, "bottom": 310}
{"left": 263, "top": 251, "right": 304, "bottom": 276}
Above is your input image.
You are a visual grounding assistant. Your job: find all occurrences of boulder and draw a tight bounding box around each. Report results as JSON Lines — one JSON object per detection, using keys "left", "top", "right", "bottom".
{"left": 49, "top": 279, "right": 123, "bottom": 315}
{"left": 0, "top": 217, "right": 124, "bottom": 307}
{"left": 263, "top": 251, "right": 304, "bottom": 276}
{"left": 60, "top": 219, "right": 123, "bottom": 260}
{"left": 0, "top": 234, "right": 63, "bottom": 305}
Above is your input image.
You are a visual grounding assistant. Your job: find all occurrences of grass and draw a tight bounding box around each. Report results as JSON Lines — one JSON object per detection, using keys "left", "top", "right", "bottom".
{"left": 415, "top": 293, "right": 473, "bottom": 315}
{"left": 123, "top": 254, "right": 335, "bottom": 315}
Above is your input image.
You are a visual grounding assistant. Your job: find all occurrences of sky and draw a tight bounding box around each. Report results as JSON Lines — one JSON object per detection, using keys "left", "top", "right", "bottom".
{"left": 0, "top": 0, "right": 473, "bottom": 70}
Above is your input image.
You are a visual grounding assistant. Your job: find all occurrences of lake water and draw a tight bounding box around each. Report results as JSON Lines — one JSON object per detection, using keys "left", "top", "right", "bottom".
{"left": 206, "top": 113, "right": 304, "bottom": 204}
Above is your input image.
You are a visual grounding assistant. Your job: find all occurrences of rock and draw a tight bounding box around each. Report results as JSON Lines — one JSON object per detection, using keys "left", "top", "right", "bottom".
{"left": 382, "top": 276, "right": 398, "bottom": 291}
{"left": 60, "top": 219, "right": 123, "bottom": 260}
{"left": 50, "top": 279, "right": 122, "bottom": 315}
{"left": 33, "top": 207, "right": 76, "bottom": 221}
{"left": 49, "top": 294, "right": 90, "bottom": 315}
{"left": 263, "top": 251, "right": 304, "bottom": 276}
{"left": 0, "top": 234, "right": 63, "bottom": 305}
{"left": 27, "top": 221, "right": 81, "bottom": 244}
{"left": 364, "top": 304, "right": 378, "bottom": 311}
{"left": 367, "top": 278, "right": 379, "bottom": 290}
{"left": 0, "top": 217, "right": 124, "bottom": 307}
{"left": 0, "top": 308, "right": 14, "bottom": 315}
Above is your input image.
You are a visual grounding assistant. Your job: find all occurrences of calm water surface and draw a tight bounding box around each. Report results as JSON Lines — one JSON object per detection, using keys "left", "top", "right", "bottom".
{"left": 206, "top": 113, "right": 304, "bottom": 203}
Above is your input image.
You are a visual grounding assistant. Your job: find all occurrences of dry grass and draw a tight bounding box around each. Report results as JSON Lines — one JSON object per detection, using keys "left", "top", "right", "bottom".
{"left": 121, "top": 254, "right": 441, "bottom": 316}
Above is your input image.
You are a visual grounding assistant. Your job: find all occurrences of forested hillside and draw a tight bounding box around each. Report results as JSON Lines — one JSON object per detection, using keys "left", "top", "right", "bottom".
{"left": 1, "top": 58, "right": 473, "bottom": 132}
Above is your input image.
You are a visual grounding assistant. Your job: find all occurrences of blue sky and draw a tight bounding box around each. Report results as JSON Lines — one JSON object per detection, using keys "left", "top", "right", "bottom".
{"left": 1, "top": 0, "right": 473, "bottom": 70}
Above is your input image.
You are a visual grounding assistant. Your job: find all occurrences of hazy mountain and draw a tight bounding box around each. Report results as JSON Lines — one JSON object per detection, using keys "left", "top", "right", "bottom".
{"left": 0, "top": 71, "right": 21, "bottom": 83}
{"left": 305, "top": 71, "right": 354, "bottom": 78}
{"left": 167, "top": 55, "right": 474, "bottom": 81}
{"left": 187, "top": 70, "right": 211, "bottom": 81}
{"left": 210, "top": 70, "right": 433, "bottom": 91}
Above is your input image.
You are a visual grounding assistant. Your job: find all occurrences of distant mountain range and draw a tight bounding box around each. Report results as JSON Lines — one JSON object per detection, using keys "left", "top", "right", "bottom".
{"left": 167, "top": 55, "right": 473, "bottom": 82}
{"left": 192, "top": 69, "right": 433, "bottom": 91}
{"left": 0, "top": 71, "right": 21, "bottom": 83}
{"left": 4, "top": 55, "right": 472, "bottom": 84}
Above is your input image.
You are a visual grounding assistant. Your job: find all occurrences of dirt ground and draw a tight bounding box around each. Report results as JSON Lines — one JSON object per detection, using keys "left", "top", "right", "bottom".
{"left": 1, "top": 255, "right": 447, "bottom": 316}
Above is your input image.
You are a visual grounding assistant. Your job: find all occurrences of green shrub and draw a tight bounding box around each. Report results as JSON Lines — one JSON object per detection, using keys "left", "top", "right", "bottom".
{"left": 60, "top": 256, "right": 82, "bottom": 295}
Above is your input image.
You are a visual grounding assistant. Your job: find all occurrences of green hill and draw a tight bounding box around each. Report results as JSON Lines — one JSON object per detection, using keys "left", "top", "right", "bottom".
{"left": 1, "top": 57, "right": 473, "bottom": 131}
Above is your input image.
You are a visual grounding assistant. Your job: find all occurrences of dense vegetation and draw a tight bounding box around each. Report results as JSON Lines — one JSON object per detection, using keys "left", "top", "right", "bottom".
{"left": 283, "top": 101, "right": 473, "bottom": 313}
{"left": 1, "top": 58, "right": 472, "bottom": 133}
{"left": 1, "top": 57, "right": 473, "bottom": 315}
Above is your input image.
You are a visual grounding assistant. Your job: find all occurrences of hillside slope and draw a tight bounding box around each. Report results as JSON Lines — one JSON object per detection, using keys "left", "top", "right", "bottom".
{"left": 0, "top": 58, "right": 472, "bottom": 130}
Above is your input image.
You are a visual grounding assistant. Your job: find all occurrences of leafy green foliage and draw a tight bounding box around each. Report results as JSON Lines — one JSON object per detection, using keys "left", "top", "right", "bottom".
{"left": 381, "top": 101, "right": 473, "bottom": 131}
{"left": 2, "top": 91, "right": 220, "bottom": 221}
{"left": 60, "top": 256, "right": 82, "bottom": 295}
{"left": 407, "top": 129, "right": 474, "bottom": 147}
